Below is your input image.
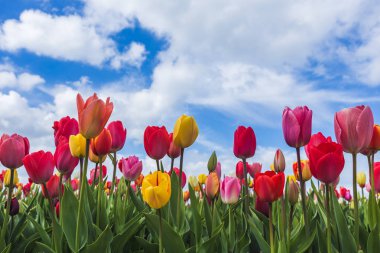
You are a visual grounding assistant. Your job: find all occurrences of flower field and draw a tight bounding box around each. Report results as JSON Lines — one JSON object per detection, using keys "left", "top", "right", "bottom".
{"left": 0, "top": 93, "right": 380, "bottom": 253}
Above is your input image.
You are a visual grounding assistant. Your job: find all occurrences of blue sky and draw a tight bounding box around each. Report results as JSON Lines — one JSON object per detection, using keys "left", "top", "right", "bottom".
{"left": 1, "top": 0, "right": 380, "bottom": 189}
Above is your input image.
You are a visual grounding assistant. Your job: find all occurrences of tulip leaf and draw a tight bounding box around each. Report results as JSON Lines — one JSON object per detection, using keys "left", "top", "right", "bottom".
{"left": 82, "top": 226, "right": 113, "bottom": 253}
{"left": 188, "top": 183, "right": 202, "bottom": 246}
{"left": 367, "top": 225, "right": 380, "bottom": 253}
{"left": 198, "top": 223, "right": 223, "bottom": 253}
{"left": 26, "top": 214, "right": 51, "bottom": 246}
{"left": 228, "top": 208, "right": 236, "bottom": 252}
{"left": 10, "top": 193, "right": 37, "bottom": 242}
{"left": 368, "top": 190, "right": 378, "bottom": 230}
{"left": 0, "top": 244, "right": 11, "bottom": 253}
{"left": 247, "top": 213, "right": 270, "bottom": 253}
{"left": 144, "top": 213, "right": 186, "bottom": 253}
{"left": 61, "top": 186, "right": 88, "bottom": 252}
{"left": 203, "top": 198, "right": 213, "bottom": 238}
{"left": 33, "top": 242, "right": 55, "bottom": 253}
{"left": 290, "top": 226, "right": 316, "bottom": 253}
{"left": 135, "top": 236, "right": 158, "bottom": 253}
{"left": 128, "top": 184, "right": 146, "bottom": 212}
{"left": 110, "top": 214, "right": 144, "bottom": 252}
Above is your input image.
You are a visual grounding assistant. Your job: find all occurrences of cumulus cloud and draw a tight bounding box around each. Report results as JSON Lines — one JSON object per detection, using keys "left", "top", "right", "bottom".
{"left": 0, "top": 62, "right": 45, "bottom": 90}
{"left": 111, "top": 42, "right": 147, "bottom": 69}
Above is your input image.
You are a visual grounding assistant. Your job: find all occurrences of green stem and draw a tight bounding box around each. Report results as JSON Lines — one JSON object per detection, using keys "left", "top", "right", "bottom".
{"left": 79, "top": 157, "right": 83, "bottom": 193}
{"left": 281, "top": 197, "right": 286, "bottom": 241}
{"left": 242, "top": 158, "right": 250, "bottom": 216}
{"left": 96, "top": 160, "right": 103, "bottom": 227}
{"left": 177, "top": 148, "right": 185, "bottom": 224}
{"left": 170, "top": 158, "right": 174, "bottom": 174}
{"left": 110, "top": 152, "right": 117, "bottom": 195}
{"left": 93, "top": 163, "right": 99, "bottom": 187}
{"left": 43, "top": 183, "right": 60, "bottom": 253}
{"left": 156, "top": 159, "right": 160, "bottom": 172}
{"left": 269, "top": 203, "right": 274, "bottom": 253}
{"left": 158, "top": 208, "right": 163, "bottom": 253}
{"left": 287, "top": 205, "right": 294, "bottom": 252}
{"left": 0, "top": 168, "right": 15, "bottom": 246}
{"left": 325, "top": 184, "right": 332, "bottom": 253}
{"left": 59, "top": 173, "right": 63, "bottom": 204}
{"left": 352, "top": 153, "right": 359, "bottom": 249}
{"left": 296, "top": 147, "right": 309, "bottom": 237}
{"left": 75, "top": 139, "right": 90, "bottom": 252}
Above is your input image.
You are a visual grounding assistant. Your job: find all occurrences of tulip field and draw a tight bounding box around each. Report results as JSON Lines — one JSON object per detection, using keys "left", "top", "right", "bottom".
{"left": 1, "top": 93, "right": 380, "bottom": 253}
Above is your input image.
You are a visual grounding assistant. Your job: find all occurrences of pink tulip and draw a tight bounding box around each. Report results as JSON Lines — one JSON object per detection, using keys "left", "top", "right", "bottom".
{"left": 90, "top": 165, "right": 107, "bottom": 182}
{"left": 107, "top": 121, "right": 127, "bottom": 152}
{"left": 282, "top": 106, "right": 312, "bottom": 148}
{"left": 52, "top": 116, "right": 79, "bottom": 146}
{"left": 334, "top": 106, "right": 374, "bottom": 154}
{"left": 247, "top": 163, "right": 262, "bottom": 178}
{"left": 118, "top": 156, "right": 143, "bottom": 181}
{"left": 215, "top": 162, "right": 221, "bottom": 179}
{"left": 54, "top": 141, "right": 79, "bottom": 176}
{"left": 220, "top": 176, "right": 241, "bottom": 204}
{"left": 23, "top": 151, "right": 55, "bottom": 184}
{"left": 0, "top": 134, "right": 29, "bottom": 169}
{"left": 366, "top": 183, "right": 371, "bottom": 193}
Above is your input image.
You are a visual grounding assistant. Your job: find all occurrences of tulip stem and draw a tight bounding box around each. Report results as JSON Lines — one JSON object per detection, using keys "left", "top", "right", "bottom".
{"left": 287, "top": 205, "right": 294, "bottom": 252}
{"left": 76, "top": 138, "right": 90, "bottom": 253}
{"left": 242, "top": 158, "right": 250, "bottom": 216}
{"left": 268, "top": 203, "right": 274, "bottom": 253}
{"left": 325, "top": 184, "right": 332, "bottom": 253}
{"left": 79, "top": 157, "right": 83, "bottom": 193}
{"left": 296, "top": 147, "right": 309, "bottom": 238}
{"left": 43, "top": 183, "right": 61, "bottom": 253}
{"left": 110, "top": 152, "right": 117, "bottom": 195}
{"left": 281, "top": 197, "right": 286, "bottom": 241}
{"left": 96, "top": 160, "right": 103, "bottom": 228}
{"left": 177, "top": 148, "right": 185, "bottom": 226}
{"left": 158, "top": 208, "right": 163, "bottom": 253}
{"left": 170, "top": 158, "right": 174, "bottom": 174}
{"left": 371, "top": 154, "right": 375, "bottom": 197}
{"left": 59, "top": 173, "right": 63, "bottom": 204}
{"left": 352, "top": 153, "right": 359, "bottom": 249}
{"left": 156, "top": 159, "right": 160, "bottom": 172}
{"left": 0, "top": 168, "right": 15, "bottom": 247}
{"left": 93, "top": 163, "right": 98, "bottom": 187}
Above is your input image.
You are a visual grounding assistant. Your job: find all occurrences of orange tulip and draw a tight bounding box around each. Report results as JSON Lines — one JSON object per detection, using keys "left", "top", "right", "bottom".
{"left": 76, "top": 93, "right": 113, "bottom": 139}
{"left": 205, "top": 172, "right": 219, "bottom": 199}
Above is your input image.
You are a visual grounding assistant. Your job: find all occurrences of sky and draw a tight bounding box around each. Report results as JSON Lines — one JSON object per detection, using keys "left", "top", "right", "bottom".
{"left": 1, "top": 0, "right": 380, "bottom": 190}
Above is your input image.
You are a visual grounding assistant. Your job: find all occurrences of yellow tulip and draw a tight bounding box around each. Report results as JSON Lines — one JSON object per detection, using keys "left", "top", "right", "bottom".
{"left": 142, "top": 171, "right": 171, "bottom": 209}
{"left": 356, "top": 172, "right": 366, "bottom": 188}
{"left": 69, "top": 134, "right": 87, "bottom": 158}
{"left": 198, "top": 174, "right": 207, "bottom": 185}
{"left": 189, "top": 176, "right": 200, "bottom": 191}
{"left": 173, "top": 114, "right": 199, "bottom": 148}
{"left": 4, "top": 169, "right": 19, "bottom": 187}
{"left": 292, "top": 160, "right": 312, "bottom": 181}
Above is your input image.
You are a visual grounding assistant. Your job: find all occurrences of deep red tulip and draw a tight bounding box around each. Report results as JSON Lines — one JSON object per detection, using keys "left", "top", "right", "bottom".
{"left": 144, "top": 126, "right": 170, "bottom": 160}
{"left": 255, "top": 197, "right": 269, "bottom": 217}
{"left": 23, "top": 151, "right": 55, "bottom": 184}
{"left": 54, "top": 141, "right": 79, "bottom": 176}
{"left": 236, "top": 161, "right": 244, "bottom": 179}
{"left": 42, "top": 175, "right": 62, "bottom": 199}
{"left": 254, "top": 171, "right": 285, "bottom": 202}
{"left": 23, "top": 182, "right": 32, "bottom": 196}
{"left": 91, "top": 128, "right": 112, "bottom": 157}
{"left": 56, "top": 202, "right": 60, "bottom": 217}
{"left": 306, "top": 133, "right": 345, "bottom": 184}
{"left": 282, "top": 106, "right": 312, "bottom": 148}
{"left": 373, "top": 162, "right": 380, "bottom": 193}
{"left": 334, "top": 105, "right": 374, "bottom": 154}
{"left": 5, "top": 197, "right": 19, "bottom": 216}
{"left": 339, "top": 186, "right": 348, "bottom": 198}
{"left": 107, "top": 121, "right": 127, "bottom": 152}
{"left": 167, "top": 133, "right": 181, "bottom": 159}
{"left": 77, "top": 93, "right": 113, "bottom": 139}
{"left": 233, "top": 126, "right": 256, "bottom": 159}
{"left": 52, "top": 116, "right": 79, "bottom": 146}
{"left": 169, "top": 167, "right": 187, "bottom": 188}
{"left": 0, "top": 134, "right": 29, "bottom": 169}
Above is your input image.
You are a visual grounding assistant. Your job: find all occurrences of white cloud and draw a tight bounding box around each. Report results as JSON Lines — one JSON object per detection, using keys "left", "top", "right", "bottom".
{"left": 111, "top": 42, "right": 147, "bottom": 69}
{"left": 0, "top": 63, "right": 45, "bottom": 91}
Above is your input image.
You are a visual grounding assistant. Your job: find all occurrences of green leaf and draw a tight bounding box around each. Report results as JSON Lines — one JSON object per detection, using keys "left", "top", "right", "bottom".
{"left": 290, "top": 226, "right": 316, "bottom": 253}
{"left": 110, "top": 214, "right": 144, "bottom": 252}
{"left": 61, "top": 186, "right": 88, "bottom": 252}
{"left": 188, "top": 183, "right": 201, "bottom": 246}
{"left": 228, "top": 208, "right": 236, "bottom": 252}
{"left": 198, "top": 223, "right": 223, "bottom": 253}
{"left": 26, "top": 215, "right": 51, "bottom": 246}
{"left": 0, "top": 244, "right": 11, "bottom": 253}
{"left": 367, "top": 226, "right": 380, "bottom": 253}
{"left": 10, "top": 193, "right": 37, "bottom": 242}
{"left": 207, "top": 151, "right": 217, "bottom": 173}
{"left": 135, "top": 236, "right": 158, "bottom": 253}
{"left": 203, "top": 198, "right": 213, "bottom": 238}
{"left": 368, "top": 190, "right": 379, "bottom": 230}
{"left": 82, "top": 226, "right": 113, "bottom": 253}
{"left": 247, "top": 212, "right": 270, "bottom": 253}
{"left": 144, "top": 213, "right": 186, "bottom": 253}
{"left": 128, "top": 184, "right": 145, "bottom": 212}
{"left": 33, "top": 242, "right": 55, "bottom": 253}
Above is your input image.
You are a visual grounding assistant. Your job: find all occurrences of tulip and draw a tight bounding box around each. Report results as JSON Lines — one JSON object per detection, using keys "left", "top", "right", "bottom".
{"left": 183, "top": 191, "right": 190, "bottom": 202}
{"left": 76, "top": 93, "right": 113, "bottom": 139}
{"left": 287, "top": 176, "right": 299, "bottom": 205}
{"left": 273, "top": 149, "right": 286, "bottom": 172}
{"left": 69, "top": 134, "right": 86, "bottom": 158}
{"left": 198, "top": 174, "right": 207, "bottom": 185}
{"left": 205, "top": 172, "right": 219, "bottom": 199}
{"left": 255, "top": 197, "right": 269, "bottom": 217}
{"left": 4, "top": 169, "right": 19, "bottom": 187}
{"left": 305, "top": 132, "right": 332, "bottom": 157}
{"left": 89, "top": 148, "right": 106, "bottom": 163}
{"left": 23, "top": 182, "right": 32, "bottom": 196}
{"left": 373, "top": 162, "right": 380, "bottom": 193}
{"left": 107, "top": 121, "right": 127, "bottom": 152}
{"left": 254, "top": 171, "right": 285, "bottom": 202}
{"left": 56, "top": 202, "right": 60, "bottom": 218}
{"left": 215, "top": 162, "right": 221, "bottom": 179}
{"left": 366, "top": 183, "right": 371, "bottom": 193}
{"left": 368, "top": 125, "right": 380, "bottom": 150}
{"left": 220, "top": 176, "right": 241, "bottom": 204}
{"left": 306, "top": 135, "right": 345, "bottom": 184}
{"left": 42, "top": 175, "right": 62, "bottom": 199}
{"left": 282, "top": 106, "right": 312, "bottom": 148}
{"left": 0, "top": 134, "right": 30, "bottom": 169}
{"left": 173, "top": 114, "right": 199, "bottom": 148}
{"left": 144, "top": 126, "right": 170, "bottom": 160}
{"left": 54, "top": 141, "right": 79, "bottom": 176}
{"left": 135, "top": 174, "right": 144, "bottom": 187}
{"left": 71, "top": 179, "right": 79, "bottom": 191}
{"left": 91, "top": 128, "right": 112, "bottom": 157}
{"left": 188, "top": 176, "right": 200, "bottom": 191}
{"left": 90, "top": 165, "right": 107, "bottom": 183}
{"left": 292, "top": 160, "right": 312, "bottom": 182}
{"left": 4, "top": 198, "right": 19, "bottom": 216}
{"left": 357, "top": 172, "right": 366, "bottom": 188}
{"left": 248, "top": 163, "right": 262, "bottom": 178}
{"left": 141, "top": 171, "right": 171, "bottom": 209}
{"left": 53, "top": 116, "right": 79, "bottom": 146}
{"left": 167, "top": 133, "right": 181, "bottom": 159}
{"left": 233, "top": 126, "right": 256, "bottom": 159}
{"left": 118, "top": 156, "right": 143, "bottom": 181}
{"left": 23, "top": 151, "right": 55, "bottom": 184}
{"left": 334, "top": 106, "right": 374, "bottom": 154}
{"left": 170, "top": 167, "right": 187, "bottom": 188}
{"left": 236, "top": 161, "right": 244, "bottom": 179}
{"left": 344, "top": 190, "right": 352, "bottom": 202}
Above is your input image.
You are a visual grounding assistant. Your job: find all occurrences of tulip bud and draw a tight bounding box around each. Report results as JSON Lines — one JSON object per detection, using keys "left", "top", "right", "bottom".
{"left": 107, "top": 121, "right": 127, "bottom": 152}
{"left": 118, "top": 156, "right": 143, "bottom": 181}
{"left": 4, "top": 169, "right": 19, "bottom": 187}
{"left": 273, "top": 149, "right": 285, "bottom": 172}
{"left": 205, "top": 172, "right": 219, "bottom": 199}
{"left": 0, "top": 134, "right": 29, "bottom": 169}
{"left": 91, "top": 128, "right": 112, "bottom": 157}
{"left": 135, "top": 174, "right": 144, "bottom": 187}
{"left": 142, "top": 171, "right": 171, "bottom": 209}
{"left": 235, "top": 161, "right": 244, "bottom": 179}
{"left": 207, "top": 151, "right": 217, "bottom": 173}
{"left": 5, "top": 197, "right": 19, "bottom": 216}
{"left": 54, "top": 141, "right": 79, "bottom": 176}
{"left": 197, "top": 174, "right": 207, "bottom": 185}
{"left": 220, "top": 176, "right": 241, "bottom": 204}
{"left": 56, "top": 202, "right": 60, "bottom": 218}
{"left": 356, "top": 172, "right": 366, "bottom": 188}
{"left": 282, "top": 106, "right": 312, "bottom": 148}
{"left": 287, "top": 176, "right": 299, "bottom": 205}
{"left": 69, "top": 134, "right": 86, "bottom": 158}
{"left": 292, "top": 160, "right": 312, "bottom": 182}
{"left": 233, "top": 126, "right": 256, "bottom": 159}
{"left": 173, "top": 114, "right": 199, "bottom": 148}
{"left": 167, "top": 133, "right": 181, "bottom": 159}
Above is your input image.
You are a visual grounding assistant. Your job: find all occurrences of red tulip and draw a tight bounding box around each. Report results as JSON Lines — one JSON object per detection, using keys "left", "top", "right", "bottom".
{"left": 56, "top": 202, "right": 60, "bottom": 217}
{"left": 71, "top": 178, "right": 79, "bottom": 191}
{"left": 42, "top": 175, "right": 62, "bottom": 199}
{"left": 23, "top": 151, "right": 55, "bottom": 184}
{"left": 334, "top": 105, "right": 374, "bottom": 154}
{"left": 23, "top": 182, "right": 32, "bottom": 196}
{"left": 77, "top": 93, "right": 113, "bottom": 139}
{"left": 339, "top": 186, "right": 348, "bottom": 198}
{"left": 255, "top": 197, "right": 269, "bottom": 217}
{"left": 52, "top": 116, "right": 79, "bottom": 146}
{"left": 91, "top": 128, "right": 112, "bottom": 157}
{"left": 306, "top": 133, "right": 345, "bottom": 184}
{"left": 305, "top": 132, "right": 332, "bottom": 157}
{"left": 107, "top": 121, "right": 127, "bottom": 152}
{"left": 170, "top": 167, "right": 187, "bottom": 188}
{"left": 233, "top": 126, "right": 256, "bottom": 159}
{"left": 248, "top": 163, "right": 262, "bottom": 178}
{"left": 254, "top": 171, "right": 285, "bottom": 202}
{"left": 5, "top": 197, "right": 19, "bottom": 216}
{"left": 167, "top": 133, "right": 181, "bottom": 159}
{"left": 54, "top": 141, "right": 79, "bottom": 176}
{"left": 236, "top": 161, "right": 244, "bottom": 179}
{"left": 0, "top": 134, "right": 29, "bottom": 169}
{"left": 373, "top": 162, "right": 380, "bottom": 193}
{"left": 282, "top": 106, "right": 312, "bottom": 148}
{"left": 144, "top": 126, "right": 170, "bottom": 160}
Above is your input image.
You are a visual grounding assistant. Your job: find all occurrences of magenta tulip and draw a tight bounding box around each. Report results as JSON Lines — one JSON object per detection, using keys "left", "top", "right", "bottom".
{"left": 282, "top": 106, "right": 312, "bottom": 148}
{"left": 107, "top": 121, "right": 127, "bottom": 152}
{"left": 233, "top": 126, "right": 256, "bottom": 159}
{"left": 23, "top": 151, "right": 55, "bottom": 184}
{"left": 0, "top": 134, "right": 29, "bottom": 169}
{"left": 52, "top": 116, "right": 79, "bottom": 146}
{"left": 220, "top": 176, "right": 241, "bottom": 204}
{"left": 118, "top": 156, "right": 142, "bottom": 181}
{"left": 54, "top": 141, "right": 79, "bottom": 176}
